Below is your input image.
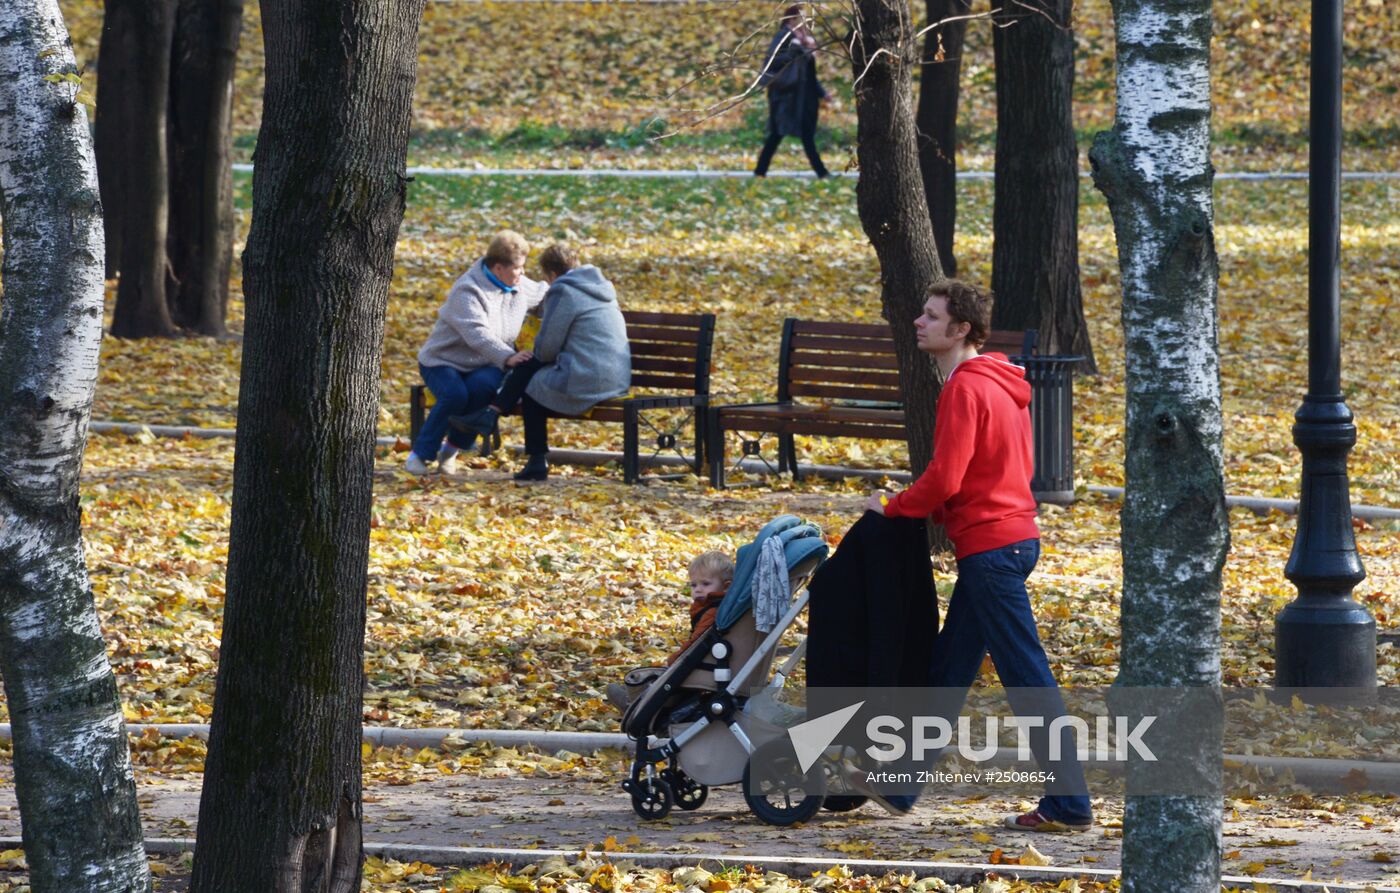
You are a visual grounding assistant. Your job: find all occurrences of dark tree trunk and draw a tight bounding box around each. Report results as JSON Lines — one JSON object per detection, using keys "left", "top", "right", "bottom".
{"left": 167, "top": 0, "right": 243, "bottom": 337}
{"left": 100, "top": 0, "right": 178, "bottom": 339}
{"left": 989, "top": 0, "right": 1097, "bottom": 371}
{"left": 916, "top": 0, "right": 970, "bottom": 277}
{"left": 187, "top": 0, "right": 425, "bottom": 889}
{"left": 0, "top": 2, "right": 150, "bottom": 888}
{"left": 850, "top": 0, "right": 946, "bottom": 476}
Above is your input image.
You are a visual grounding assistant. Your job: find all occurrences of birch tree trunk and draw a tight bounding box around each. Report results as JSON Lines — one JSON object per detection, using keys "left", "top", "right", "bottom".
{"left": 189, "top": 0, "right": 426, "bottom": 889}
{"left": 1088, "top": 0, "right": 1228, "bottom": 889}
{"left": 0, "top": 3, "right": 150, "bottom": 890}
{"left": 850, "top": 0, "right": 945, "bottom": 474}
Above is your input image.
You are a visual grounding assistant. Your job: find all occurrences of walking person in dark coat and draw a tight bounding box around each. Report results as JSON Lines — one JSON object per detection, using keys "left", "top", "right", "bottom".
{"left": 754, "top": 4, "right": 830, "bottom": 178}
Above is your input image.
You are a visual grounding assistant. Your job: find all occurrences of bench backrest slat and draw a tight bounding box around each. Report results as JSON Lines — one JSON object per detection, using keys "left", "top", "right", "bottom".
{"left": 631, "top": 372, "right": 704, "bottom": 390}
{"left": 628, "top": 340, "right": 707, "bottom": 360}
{"left": 787, "top": 367, "right": 902, "bottom": 389}
{"left": 631, "top": 355, "right": 699, "bottom": 375}
{"left": 627, "top": 324, "right": 705, "bottom": 344}
{"left": 789, "top": 382, "right": 904, "bottom": 403}
{"left": 788, "top": 333, "right": 895, "bottom": 355}
{"left": 620, "top": 309, "right": 715, "bottom": 397}
{"left": 983, "top": 329, "right": 1037, "bottom": 357}
{"left": 787, "top": 349, "right": 900, "bottom": 372}
{"left": 778, "top": 319, "right": 1036, "bottom": 405}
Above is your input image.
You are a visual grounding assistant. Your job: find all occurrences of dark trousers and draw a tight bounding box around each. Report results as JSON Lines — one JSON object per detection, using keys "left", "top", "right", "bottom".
{"left": 493, "top": 358, "right": 569, "bottom": 458}
{"left": 521, "top": 395, "right": 563, "bottom": 457}
{"left": 492, "top": 356, "right": 544, "bottom": 413}
{"left": 754, "top": 129, "right": 828, "bottom": 177}
{"left": 928, "top": 539, "right": 1092, "bottom": 822}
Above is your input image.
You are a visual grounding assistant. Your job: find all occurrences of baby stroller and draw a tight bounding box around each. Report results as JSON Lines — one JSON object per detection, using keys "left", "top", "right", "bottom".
{"left": 619, "top": 516, "right": 856, "bottom": 825}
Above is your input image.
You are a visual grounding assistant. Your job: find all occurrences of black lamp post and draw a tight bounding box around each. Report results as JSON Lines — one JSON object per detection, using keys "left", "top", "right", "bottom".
{"left": 1275, "top": 0, "right": 1375, "bottom": 695}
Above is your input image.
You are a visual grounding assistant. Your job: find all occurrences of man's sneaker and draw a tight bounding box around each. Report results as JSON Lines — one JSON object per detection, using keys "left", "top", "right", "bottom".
{"left": 437, "top": 445, "right": 460, "bottom": 476}
{"left": 1004, "top": 809, "right": 1092, "bottom": 833}
{"left": 837, "top": 761, "right": 916, "bottom": 816}
{"left": 404, "top": 452, "right": 431, "bottom": 475}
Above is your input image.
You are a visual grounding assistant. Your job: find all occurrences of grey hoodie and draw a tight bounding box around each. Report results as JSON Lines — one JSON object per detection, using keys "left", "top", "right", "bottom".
{"left": 525, "top": 265, "right": 631, "bottom": 415}
{"left": 417, "top": 259, "right": 546, "bottom": 371}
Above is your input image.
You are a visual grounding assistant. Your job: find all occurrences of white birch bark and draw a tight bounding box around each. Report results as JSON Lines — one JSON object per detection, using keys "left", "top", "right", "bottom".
{"left": 1088, "top": 0, "right": 1228, "bottom": 890}
{"left": 0, "top": 2, "right": 151, "bottom": 890}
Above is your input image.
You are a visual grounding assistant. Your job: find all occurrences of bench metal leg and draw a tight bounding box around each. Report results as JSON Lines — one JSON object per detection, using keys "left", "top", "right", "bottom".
{"left": 693, "top": 405, "right": 707, "bottom": 474}
{"left": 779, "top": 433, "right": 799, "bottom": 479}
{"left": 623, "top": 404, "right": 641, "bottom": 485}
{"left": 707, "top": 407, "right": 725, "bottom": 489}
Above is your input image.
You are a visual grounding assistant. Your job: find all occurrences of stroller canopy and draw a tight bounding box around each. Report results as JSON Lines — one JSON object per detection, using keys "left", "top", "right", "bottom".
{"left": 716, "top": 515, "right": 828, "bottom": 632}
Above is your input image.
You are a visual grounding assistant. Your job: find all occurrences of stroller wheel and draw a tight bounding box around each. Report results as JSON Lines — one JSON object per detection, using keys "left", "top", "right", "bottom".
{"left": 742, "top": 740, "right": 824, "bottom": 826}
{"left": 627, "top": 763, "right": 674, "bottom": 820}
{"left": 821, "top": 795, "right": 868, "bottom": 812}
{"left": 664, "top": 768, "right": 709, "bottom": 811}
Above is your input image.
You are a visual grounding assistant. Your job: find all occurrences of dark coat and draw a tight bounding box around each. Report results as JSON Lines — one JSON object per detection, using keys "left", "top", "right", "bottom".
{"left": 806, "top": 512, "right": 938, "bottom": 688}
{"left": 759, "top": 27, "right": 827, "bottom": 138}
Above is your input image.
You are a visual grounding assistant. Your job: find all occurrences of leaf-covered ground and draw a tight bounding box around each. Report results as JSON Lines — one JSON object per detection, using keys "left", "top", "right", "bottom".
{"left": 90, "top": 174, "right": 1400, "bottom": 504}
{"left": 0, "top": 432, "right": 1387, "bottom": 729}
{"left": 58, "top": 170, "right": 1400, "bottom": 731}
{"left": 58, "top": 0, "right": 1400, "bottom": 171}
{"left": 0, "top": 854, "right": 1146, "bottom": 893}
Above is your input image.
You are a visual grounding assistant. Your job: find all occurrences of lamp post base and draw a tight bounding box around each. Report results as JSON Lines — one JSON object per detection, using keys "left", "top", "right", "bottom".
{"left": 1275, "top": 597, "right": 1376, "bottom": 700}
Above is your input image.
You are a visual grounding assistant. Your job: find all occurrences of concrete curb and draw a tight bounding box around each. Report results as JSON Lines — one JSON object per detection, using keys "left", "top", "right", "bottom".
{"left": 88, "top": 420, "right": 1400, "bottom": 521}
{"left": 230, "top": 163, "right": 1400, "bottom": 182}
{"left": 1085, "top": 485, "right": 1400, "bottom": 522}
{"left": 4, "top": 839, "right": 1379, "bottom": 891}
{"left": 6, "top": 724, "right": 1396, "bottom": 794}
{"left": 0, "top": 723, "right": 632, "bottom": 754}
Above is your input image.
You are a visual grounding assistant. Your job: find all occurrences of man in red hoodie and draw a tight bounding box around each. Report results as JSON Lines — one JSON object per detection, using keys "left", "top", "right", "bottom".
{"left": 863, "top": 280, "right": 1093, "bottom": 832}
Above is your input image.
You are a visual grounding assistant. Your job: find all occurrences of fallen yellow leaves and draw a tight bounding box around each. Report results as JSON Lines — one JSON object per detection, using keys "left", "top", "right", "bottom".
{"left": 0, "top": 429, "right": 1389, "bottom": 733}
{"left": 77, "top": 171, "right": 1400, "bottom": 515}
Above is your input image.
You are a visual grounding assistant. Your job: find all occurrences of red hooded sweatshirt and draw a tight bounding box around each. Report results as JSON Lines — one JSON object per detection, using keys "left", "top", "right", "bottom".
{"left": 883, "top": 353, "right": 1039, "bottom": 559}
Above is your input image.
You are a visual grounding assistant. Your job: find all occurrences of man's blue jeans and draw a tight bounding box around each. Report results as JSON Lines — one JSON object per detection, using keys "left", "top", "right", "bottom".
{"left": 412, "top": 363, "right": 503, "bottom": 461}
{"left": 928, "top": 539, "right": 1092, "bottom": 823}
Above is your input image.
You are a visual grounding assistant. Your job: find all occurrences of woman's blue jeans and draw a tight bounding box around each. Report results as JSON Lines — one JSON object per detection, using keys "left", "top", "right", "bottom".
{"left": 412, "top": 363, "right": 502, "bottom": 461}
{"left": 927, "top": 539, "right": 1092, "bottom": 823}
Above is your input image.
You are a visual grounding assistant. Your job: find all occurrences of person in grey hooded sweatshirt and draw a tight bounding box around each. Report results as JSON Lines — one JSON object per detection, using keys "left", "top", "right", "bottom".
{"left": 450, "top": 244, "right": 630, "bottom": 481}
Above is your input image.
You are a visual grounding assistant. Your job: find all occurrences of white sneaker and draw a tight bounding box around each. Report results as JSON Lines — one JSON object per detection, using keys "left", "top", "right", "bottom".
{"left": 437, "top": 445, "right": 460, "bottom": 475}
{"left": 404, "top": 452, "right": 431, "bottom": 475}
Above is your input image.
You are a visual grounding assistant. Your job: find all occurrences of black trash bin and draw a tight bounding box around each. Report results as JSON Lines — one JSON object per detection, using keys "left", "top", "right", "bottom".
{"left": 1011, "top": 354, "right": 1082, "bottom": 505}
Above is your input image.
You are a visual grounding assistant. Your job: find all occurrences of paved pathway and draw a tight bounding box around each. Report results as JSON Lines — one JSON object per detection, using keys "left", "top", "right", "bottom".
{"left": 2, "top": 771, "right": 1397, "bottom": 887}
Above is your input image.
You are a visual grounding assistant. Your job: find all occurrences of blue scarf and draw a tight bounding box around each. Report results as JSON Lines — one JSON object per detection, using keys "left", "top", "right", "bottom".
{"left": 481, "top": 261, "right": 516, "bottom": 294}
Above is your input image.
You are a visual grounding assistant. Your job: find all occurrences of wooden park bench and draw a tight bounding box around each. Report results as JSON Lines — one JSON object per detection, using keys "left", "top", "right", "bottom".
{"left": 705, "top": 319, "right": 1036, "bottom": 489}
{"left": 411, "top": 310, "right": 716, "bottom": 484}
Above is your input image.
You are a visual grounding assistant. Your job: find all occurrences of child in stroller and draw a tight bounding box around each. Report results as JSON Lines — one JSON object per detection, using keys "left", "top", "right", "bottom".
{"left": 605, "top": 551, "right": 734, "bottom": 712}
{"left": 617, "top": 516, "right": 862, "bottom": 825}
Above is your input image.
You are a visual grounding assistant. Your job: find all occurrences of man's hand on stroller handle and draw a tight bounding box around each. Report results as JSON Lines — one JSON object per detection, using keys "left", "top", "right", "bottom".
{"left": 865, "top": 491, "right": 890, "bottom": 516}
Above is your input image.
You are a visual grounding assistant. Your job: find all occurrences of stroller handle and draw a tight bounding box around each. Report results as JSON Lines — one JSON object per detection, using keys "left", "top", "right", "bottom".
{"left": 724, "top": 589, "right": 810, "bottom": 701}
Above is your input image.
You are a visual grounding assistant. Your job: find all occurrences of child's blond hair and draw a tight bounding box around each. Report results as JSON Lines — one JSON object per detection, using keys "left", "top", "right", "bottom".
{"left": 689, "top": 550, "right": 734, "bottom": 582}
